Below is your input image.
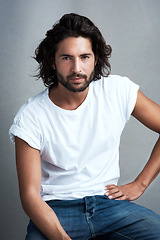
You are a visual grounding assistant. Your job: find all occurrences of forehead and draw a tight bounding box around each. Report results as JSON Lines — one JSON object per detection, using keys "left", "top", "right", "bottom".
{"left": 56, "top": 37, "right": 93, "bottom": 56}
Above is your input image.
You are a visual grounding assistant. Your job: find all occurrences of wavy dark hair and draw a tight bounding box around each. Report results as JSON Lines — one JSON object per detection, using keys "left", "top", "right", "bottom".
{"left": 34, "top": 13, "right": 112, "bottom": 87}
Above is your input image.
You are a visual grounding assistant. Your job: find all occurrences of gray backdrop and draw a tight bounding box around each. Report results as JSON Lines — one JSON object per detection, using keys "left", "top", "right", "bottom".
{"left": 0, "top": 0, "right": 160, "bottom": 239}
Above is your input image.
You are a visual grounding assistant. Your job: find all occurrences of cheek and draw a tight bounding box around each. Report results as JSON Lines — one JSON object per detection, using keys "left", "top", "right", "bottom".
{"left": 56, "top": 63, "right": 70, "bottom": 75}
{"left": 85, "top": 62, "right": 95, "bottom": 74}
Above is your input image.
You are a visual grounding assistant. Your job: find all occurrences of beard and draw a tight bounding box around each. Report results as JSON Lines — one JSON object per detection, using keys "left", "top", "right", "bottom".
{"left": 56, "top": 70, "right": 95, "bottom": 93}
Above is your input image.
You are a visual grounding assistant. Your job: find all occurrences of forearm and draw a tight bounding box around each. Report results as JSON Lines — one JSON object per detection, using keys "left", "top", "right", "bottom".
{"left": 134, "top": 135, "right": 160, "bottom": 191}
{"left": 21, "top": 192, "right": 71, "bottom": 240}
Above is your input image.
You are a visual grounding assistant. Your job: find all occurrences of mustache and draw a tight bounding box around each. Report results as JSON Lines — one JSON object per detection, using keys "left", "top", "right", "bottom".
{"left": 67, "top": 73, "right": 87, "bottom": 80}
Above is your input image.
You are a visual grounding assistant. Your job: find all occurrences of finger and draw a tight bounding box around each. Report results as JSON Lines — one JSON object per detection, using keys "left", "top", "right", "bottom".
{"left": 105, "top": 190, "right": 123, "bottom": 199}
{"left": 115, "top": 195, "right": 127, "bottom": 200}
{"left": 105, "top": 184, "right": 117, "bottom": 190}
{"left": 105, "top": 186, "right": 119, "bottom": 195}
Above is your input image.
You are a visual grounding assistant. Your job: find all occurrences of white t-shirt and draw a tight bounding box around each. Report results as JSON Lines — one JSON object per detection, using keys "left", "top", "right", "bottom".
{"left": 9, "top": 75, "right": 139, "bottom": 201}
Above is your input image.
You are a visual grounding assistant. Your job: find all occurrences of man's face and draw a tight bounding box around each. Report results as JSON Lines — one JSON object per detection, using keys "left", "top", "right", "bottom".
{"left": 53, "top": 37, "right": 96, "bottom": 92}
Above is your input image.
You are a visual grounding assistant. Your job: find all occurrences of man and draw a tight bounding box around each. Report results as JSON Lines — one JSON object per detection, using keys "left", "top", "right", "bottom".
{"left": 9, "top": 13, "right": 160, "bottom": 240}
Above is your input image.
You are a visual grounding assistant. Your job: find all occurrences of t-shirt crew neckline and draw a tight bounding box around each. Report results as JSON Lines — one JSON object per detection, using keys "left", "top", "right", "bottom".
{"left": 45, "top": 83, "right": 92, "bottom": 114}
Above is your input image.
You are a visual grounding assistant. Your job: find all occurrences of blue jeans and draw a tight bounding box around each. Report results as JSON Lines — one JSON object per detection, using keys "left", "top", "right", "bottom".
{"left": 26, "top": 195, "right": 160, "bottom": 239}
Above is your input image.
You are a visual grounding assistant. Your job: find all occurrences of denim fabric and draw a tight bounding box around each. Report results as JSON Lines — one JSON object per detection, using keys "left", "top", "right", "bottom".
{"left": 25, "top": 195, "right": 160, "bottom": 240}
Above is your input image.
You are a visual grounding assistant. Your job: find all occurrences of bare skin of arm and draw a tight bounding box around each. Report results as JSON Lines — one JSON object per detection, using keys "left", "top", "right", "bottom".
{"left": 15, "top": 137, "right": 71, "bottom": 240}
{"left": 105, "top": 90, "right": 160, "bottom": 201}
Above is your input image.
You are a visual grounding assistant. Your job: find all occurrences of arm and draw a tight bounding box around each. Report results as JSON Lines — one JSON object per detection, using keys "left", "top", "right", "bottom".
{"left": 15, "top": 137, "right": 71, "bottom": 240}
{"left": 105, "top": 90, "right": 160, "bottom": 201}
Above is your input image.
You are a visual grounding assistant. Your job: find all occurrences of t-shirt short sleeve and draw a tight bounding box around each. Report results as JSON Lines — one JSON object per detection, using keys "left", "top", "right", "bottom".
{"left": 102, "top": 75, "right": 139, "bottom": 123}
{"left": 122, "top": 76, "right": 139, "bottom": 121}
{"left": 106, "top": 76, "right": 139, "bottom": 122}
{"left": 9, "top": 104, "right": 41, "bottom": 150}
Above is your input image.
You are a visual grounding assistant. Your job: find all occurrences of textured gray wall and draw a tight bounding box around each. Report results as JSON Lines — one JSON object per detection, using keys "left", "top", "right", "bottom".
{"left": 1, "top": 0, "right": 160, "bottom": 239}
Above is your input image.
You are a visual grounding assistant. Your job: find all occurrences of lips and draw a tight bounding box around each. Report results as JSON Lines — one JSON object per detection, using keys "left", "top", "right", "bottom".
{"left": 70, "top": 77, "right": 84, "bottom": 83}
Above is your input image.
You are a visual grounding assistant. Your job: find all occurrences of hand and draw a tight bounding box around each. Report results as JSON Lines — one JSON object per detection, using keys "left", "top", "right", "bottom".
{"left": 104, "top": 181, "right": 146, "bottom": 201}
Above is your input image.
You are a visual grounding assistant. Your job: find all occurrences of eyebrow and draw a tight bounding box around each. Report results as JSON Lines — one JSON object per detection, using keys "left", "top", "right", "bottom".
{"left": 59, "top": 54, "right": 72, "bottom": 58}
{"left": 59, "top": 53, "right": 92, "bottom": 58}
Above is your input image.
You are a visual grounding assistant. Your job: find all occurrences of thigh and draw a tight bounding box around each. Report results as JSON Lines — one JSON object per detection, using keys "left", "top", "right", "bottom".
{"left": 92, "top": 196, "right": 160, "bottom": 239}
{"left": 92, "top": 232, "right": 133, "bottom": 240}
{"left": 25, "top": 220, "right": 48, "bottom": 240}
{"left": 48, "top": 199, "right": 91, "bottom": 240}
{"left": 115, "top": 203, "right": 160, "bottom": 240}
{"left": 26, "top": 199, "right": 91, "bottom": 240}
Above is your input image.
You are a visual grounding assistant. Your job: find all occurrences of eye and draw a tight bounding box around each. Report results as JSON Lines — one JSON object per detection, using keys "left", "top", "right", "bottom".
{"left": 81, "top": 55, "right": 90, "bottom": 60}
{"left": 62, "top": 56, "right": 71, "bottom": 60}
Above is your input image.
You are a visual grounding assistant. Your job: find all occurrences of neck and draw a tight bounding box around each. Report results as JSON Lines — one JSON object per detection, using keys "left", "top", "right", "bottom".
{"left": 49, "top": 83, "right": 89, "bottom": 110}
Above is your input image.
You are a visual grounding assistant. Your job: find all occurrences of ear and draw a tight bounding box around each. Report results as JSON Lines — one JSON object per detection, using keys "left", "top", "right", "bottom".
{"left": 51, "top": 58, "right": 55, "bottom": 69}
{"left": 94, "top": 56, "right": 98, "bottom": 66}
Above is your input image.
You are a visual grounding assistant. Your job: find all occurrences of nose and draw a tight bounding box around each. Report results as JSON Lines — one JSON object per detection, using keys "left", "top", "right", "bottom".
{"left": 71, "top": 58, "right": 82, "bottom": 73}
